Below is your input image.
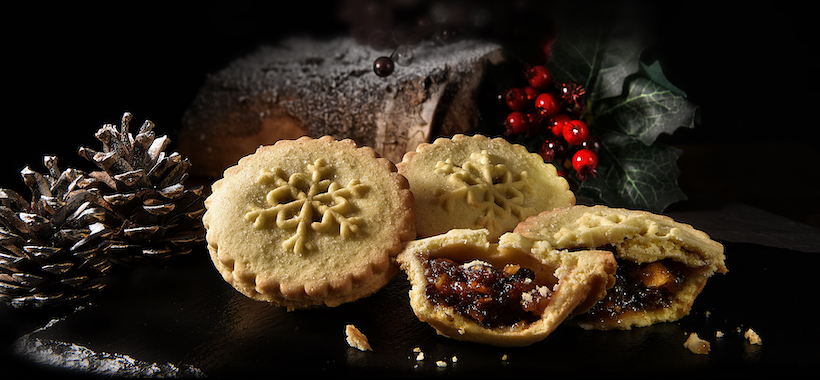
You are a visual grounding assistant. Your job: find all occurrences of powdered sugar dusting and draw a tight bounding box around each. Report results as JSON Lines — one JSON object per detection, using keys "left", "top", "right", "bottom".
{"left": 180, "top": 36, "right": 502, "bottom": 177}
{"left": 212, "top": 37, "right": 501, "bottom": 93}
{"left": 14, "top": 335, "right": 204, "bottom": 377}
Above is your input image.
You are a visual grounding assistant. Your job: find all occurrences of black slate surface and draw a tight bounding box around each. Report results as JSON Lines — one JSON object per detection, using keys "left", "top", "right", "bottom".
{"left": 3, "top": 198, "right": 818, "bottom": 378}
{"left": 3, "top": 1, "right": 817, "bottom": 378}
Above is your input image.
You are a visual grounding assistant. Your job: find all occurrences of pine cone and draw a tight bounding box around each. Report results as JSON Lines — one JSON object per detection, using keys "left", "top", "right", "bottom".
{"left": 78, "top": 112, "right": 206, "bottom": 265}
{"left": 0, "top": 156, "right": 113, "bottom": 309}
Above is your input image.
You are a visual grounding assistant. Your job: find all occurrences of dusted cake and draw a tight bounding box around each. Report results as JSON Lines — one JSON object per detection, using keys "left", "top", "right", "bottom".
{"left": 179, "top": 37, "right": 503, "bottom": 178}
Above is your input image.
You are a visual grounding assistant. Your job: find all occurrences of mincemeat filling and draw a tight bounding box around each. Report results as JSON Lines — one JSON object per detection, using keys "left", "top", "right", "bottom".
{"left": 423, "top": 257, "right": 552, "bottom": 328}
{"left": 577, "top": 258, "right": 687, "bottom": 322}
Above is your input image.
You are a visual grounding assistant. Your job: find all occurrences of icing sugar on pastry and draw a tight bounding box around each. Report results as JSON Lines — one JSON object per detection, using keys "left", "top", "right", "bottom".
{"left": 396, "top": 228, "right": 617, "bottom": 347}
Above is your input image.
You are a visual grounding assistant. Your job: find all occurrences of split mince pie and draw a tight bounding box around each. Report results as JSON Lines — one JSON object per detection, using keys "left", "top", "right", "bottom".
{"left": 397, "top": 134, "right": 574, "bottom": 242}
{"left": 396, "top": 228, "right": 616, "bottom": 347}
{"left": 514, "top": 205, "right": 727, "bottom": 330}
{"left": 202, "top": 136, "right": 415, "bottom": 309}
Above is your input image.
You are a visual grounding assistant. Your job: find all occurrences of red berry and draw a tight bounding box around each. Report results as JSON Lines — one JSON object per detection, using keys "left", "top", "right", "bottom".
{"left": 563, "top": 119, "right": 589, "bottom": 145}
{"left": 526, "top": 65, "right": 553, "bottom": 89}
{"left": 560, "top": 81, "right": 586, "bottom": 104}
{"left": 580, "top": 134, "right": 602, "bottom": 153}
{"left": 504, "top": 111, "right": 530, "bottom": 135}
{"left": 549, "top": 114, "right": 572, "bottom": 137}
{"left": 504, "top": 88, "right": 529, "bottom": 111}
{"left": 572, "top": 149, "right": 598, "bottom": 181}
{"left": 540, "top": 138, "right": 568, "bottom": 161}
{"left": 523, "top": 86, "right": 539, "bottom": 102}
{"left": 527, "top": 112, "right": 546, "bottom": 134}
{"left": 534, "top": 92, "right": 560, "bottom": 117}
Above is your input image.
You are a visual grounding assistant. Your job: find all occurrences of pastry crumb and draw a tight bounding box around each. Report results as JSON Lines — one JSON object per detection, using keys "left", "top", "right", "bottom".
{"left": 684, "top": 332, "right": 710, "bottom": 355}
{"left": 744, "top": 328, "right": 763, "bottom": 345}
{"left": 715, "top": 330, "right": 724, "bottom": 338}
{"left": 411, "top": 346, "right": 425, "bottom": 361}
{"left": 436, "top": 360, "right": 447, "bottom": 368}
{"left": 345, "top": 324, "right": 372, "bottom": 351}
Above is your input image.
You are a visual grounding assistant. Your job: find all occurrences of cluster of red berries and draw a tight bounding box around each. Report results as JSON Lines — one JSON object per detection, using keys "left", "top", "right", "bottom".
{"left": 497, "top": 64, "right": 600, "bottom": 181}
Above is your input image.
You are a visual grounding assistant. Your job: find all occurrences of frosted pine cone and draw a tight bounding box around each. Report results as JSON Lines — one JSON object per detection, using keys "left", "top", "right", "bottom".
{"left": 78, "top": 112, "right": 206, "bottom": 265}
{"left": 0, "top": 156, "right": 113, "bottom": 309}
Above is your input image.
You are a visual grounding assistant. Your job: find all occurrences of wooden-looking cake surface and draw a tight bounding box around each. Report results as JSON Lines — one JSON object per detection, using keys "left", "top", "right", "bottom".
{"left": 180, "top": 37, "right": 503, "bottom": 177}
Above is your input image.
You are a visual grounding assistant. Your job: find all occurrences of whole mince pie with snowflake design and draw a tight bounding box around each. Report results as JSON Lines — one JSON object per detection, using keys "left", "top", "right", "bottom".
{"left": 202, "top": 136, "right": 415, "bottom": 309}
{"left": 514, "top": 205, "right": 727, "bottom": 330}
{"left": 396, "top": 228, "right": 616, "bottom": 347}
{"left": 397, "top": 134, "right": 575, "bottom": 242}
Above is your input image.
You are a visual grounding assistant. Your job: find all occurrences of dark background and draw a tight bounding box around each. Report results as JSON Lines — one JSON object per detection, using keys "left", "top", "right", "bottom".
{"left": 2, "top": 2, "right": 818, "bottom": 377}
{"left": 4, "top": 0, "right": 817, "bottom": 222}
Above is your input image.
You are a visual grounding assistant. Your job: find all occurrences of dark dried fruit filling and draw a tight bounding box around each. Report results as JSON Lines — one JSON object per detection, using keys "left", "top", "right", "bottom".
{"left": 575, "top": 258, "right": 688, "bottom": 324}
{"left": 424, "top": 257, "right": 552, "bottom": 329}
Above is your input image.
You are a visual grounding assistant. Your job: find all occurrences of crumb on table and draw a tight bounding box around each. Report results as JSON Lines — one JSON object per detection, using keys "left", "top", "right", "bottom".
{"left": 744, "top": 328, "right": 763, "bottom": 345}
{"left": 684, "top": 332, "right": 711, "bottom": 354}
{"left": 345, "top": 324, "right": 372, "bottom": 351}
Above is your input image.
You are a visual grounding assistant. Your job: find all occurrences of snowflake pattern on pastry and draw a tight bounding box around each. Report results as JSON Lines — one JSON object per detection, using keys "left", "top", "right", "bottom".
{"left": 244, "top": 158, "right": 368, "bottom": 255}
{"left": 433, "top": 150, "right": 535, "bottom": 232}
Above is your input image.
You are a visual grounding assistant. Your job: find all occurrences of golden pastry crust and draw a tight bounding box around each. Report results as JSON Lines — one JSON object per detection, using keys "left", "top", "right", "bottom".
{"left": 514, "top": 205, "right": 727, "bottom": 330}
{"left": 396, "top": 229, "right": 616, "bottom": 347}
{"left": 397, "top": 134, "right": 574, "bottom": 242}
{"left": 202, "top": 136, "right": 415, "bottom": 309}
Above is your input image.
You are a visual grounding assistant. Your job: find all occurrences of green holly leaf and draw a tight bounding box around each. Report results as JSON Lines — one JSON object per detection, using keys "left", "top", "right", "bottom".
{"left": 577, "top": 132, "right": 687, "bottom": 212}
{"left": 594, "top": 63, "right": 699, "bottom": 146}
{"left": 482, "top": 12, "right": 697, "bottom": 212}
{"left": 640, "top": 60, "right": 687, "bottom": 97}
{"left": 543, "top": 23, "right": 696, "bottom": 212}
{"left": 549, "top": 27, "right": 643, "bottom": 103}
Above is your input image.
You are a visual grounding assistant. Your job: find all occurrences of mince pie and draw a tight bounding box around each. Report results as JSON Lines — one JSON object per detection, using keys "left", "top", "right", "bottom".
{"left": 203, "top": 136, "right": 415, "bottom": 309}
{"left": 397, "top": 134, "right": 574, "bottom": 242}
{"left": 514, "top": 205, "right": 727, "bottom": 330}
{"left": 396, "top": 228, "right": 616, "bottom": 347}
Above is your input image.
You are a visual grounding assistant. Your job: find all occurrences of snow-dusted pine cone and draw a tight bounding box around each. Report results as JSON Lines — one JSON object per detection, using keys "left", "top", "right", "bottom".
{"left": 0, "top": 156, "right": 113, "bottom": 309}
{"left": 78, "top": 112, "right": 205, "bottom": 265}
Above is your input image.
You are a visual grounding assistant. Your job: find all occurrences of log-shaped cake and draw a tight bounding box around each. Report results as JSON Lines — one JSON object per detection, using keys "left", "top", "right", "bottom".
{"left": 179, "top": 37, "right": 503, "bottom": 177}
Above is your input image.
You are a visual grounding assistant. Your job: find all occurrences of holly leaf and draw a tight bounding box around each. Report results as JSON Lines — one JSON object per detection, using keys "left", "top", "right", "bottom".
{"left": 486, "top": 9, "right": 698, "bottom": 212}
{"left": 594, "top": 63, "right": 699, "bottom": 146}
{"left": 549, "top": 27, "right": 644, "bottom": 103}
{"left": 578, "top": 131, "right": 687, "bottom": 212}
{"left": 640, "top": 60, "right": 687, "bottom": 97}
{"left": 544, "top": 21, "right": 695, "bottom": 212}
